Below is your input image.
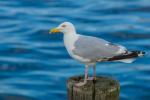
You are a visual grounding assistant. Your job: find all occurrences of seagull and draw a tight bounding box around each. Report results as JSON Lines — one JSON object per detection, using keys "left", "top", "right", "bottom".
{"left": 50, "top": 22, "right": 145, "bottom": 86}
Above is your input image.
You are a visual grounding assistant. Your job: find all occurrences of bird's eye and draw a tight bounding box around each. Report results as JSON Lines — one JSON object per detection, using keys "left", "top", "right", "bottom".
{"left": 61, "top": 25, "right": 66, "bottom": 28}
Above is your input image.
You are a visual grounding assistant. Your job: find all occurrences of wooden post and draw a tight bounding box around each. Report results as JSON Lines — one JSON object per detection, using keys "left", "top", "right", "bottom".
{"left": 67, "top": 76, "right": 120, "bottom": 100}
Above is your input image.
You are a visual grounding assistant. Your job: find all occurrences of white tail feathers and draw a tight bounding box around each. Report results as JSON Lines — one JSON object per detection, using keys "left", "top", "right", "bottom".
{"left": 118, "top": 58, "right": 136, "bottom": 63}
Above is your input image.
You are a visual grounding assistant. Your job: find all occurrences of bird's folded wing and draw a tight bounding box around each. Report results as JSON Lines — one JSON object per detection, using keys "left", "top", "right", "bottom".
{"left": 72, "top": 35, "right": 127, "bottom": 61}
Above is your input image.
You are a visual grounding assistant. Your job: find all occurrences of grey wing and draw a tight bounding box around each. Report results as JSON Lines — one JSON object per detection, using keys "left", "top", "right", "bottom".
{"left": 73, "top": 35, "right": 127, "bottom": 61}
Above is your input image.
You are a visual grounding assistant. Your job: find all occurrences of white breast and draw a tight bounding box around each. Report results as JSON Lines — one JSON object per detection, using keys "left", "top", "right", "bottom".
{"left": 64, "top": 33, "right": 78, "bottom": 56}
{"left": 63, "top": 33, "right": 90, "bottom": 63}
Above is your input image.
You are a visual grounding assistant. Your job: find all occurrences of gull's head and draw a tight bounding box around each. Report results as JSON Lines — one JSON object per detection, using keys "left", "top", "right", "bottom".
{"left": 50, "top": 22, "right": 76, "bottom": 34}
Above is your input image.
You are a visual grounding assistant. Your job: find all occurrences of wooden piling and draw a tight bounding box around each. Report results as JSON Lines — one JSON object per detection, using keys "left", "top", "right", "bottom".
{"left": 67, "top": 76, "right": 120, "bottom": 100}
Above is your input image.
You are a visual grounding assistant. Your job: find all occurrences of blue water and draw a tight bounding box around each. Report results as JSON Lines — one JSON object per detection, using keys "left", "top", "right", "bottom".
{"left": 0, "top": 0, "right": 150, "bottom": 100}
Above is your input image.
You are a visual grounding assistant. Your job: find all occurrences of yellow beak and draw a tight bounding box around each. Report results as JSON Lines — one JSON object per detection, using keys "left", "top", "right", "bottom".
{"left": 49, "top": 28, "right": 60, "bottom": 34}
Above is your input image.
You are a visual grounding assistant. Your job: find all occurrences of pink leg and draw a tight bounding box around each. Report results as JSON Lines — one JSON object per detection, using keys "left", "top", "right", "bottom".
{"left": 75, "top": 65, "right": 88, "bottom": 86}
{"left": 87, "top": 63, "right": 96, "bottom": 80}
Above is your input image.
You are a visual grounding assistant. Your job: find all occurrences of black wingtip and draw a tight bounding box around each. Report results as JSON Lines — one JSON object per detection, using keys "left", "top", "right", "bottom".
{"left": 106, "top": 50, "right": 145, "bottom": 62}
{"left": 131, "top": 51, "right": 145, "bottom": 57}
{"left": 141, "top": 51, "right": 145, "bottom": 55}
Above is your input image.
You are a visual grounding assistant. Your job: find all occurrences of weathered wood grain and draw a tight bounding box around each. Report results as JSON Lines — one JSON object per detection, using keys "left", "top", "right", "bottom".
{"left": 67, "top": 76, "right": 120, "bottom": 100}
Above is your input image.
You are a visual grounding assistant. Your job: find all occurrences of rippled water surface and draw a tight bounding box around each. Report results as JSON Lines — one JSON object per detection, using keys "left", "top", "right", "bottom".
{"left": 0, "top": 0, "right": 150, "bottom": 100}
